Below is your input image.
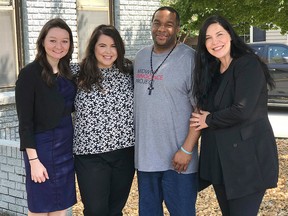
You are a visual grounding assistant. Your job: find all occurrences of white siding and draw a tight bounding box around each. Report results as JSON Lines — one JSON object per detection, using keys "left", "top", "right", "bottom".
{"left": 266, "top": 30, "right": 288, "bottom": 44}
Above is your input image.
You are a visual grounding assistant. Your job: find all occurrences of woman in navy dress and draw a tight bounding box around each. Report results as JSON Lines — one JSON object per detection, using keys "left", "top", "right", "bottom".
{"left": 15, "top": 18, "right": 77, "bottom": 215}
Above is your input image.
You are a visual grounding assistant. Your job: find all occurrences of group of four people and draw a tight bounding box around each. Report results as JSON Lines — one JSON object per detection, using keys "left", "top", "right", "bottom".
{"left": 15, "top": 6, "right": 278, "bottom": 216}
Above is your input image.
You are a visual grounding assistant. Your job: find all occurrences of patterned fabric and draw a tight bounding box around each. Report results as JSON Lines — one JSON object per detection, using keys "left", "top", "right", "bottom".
{"left": 71, "top": 64, "right": 135, "bottom": 155}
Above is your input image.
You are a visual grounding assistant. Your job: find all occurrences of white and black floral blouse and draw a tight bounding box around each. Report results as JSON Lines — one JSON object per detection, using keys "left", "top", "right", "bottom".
{"left": 71, "top": 64, "right": 134, "bottom": 155}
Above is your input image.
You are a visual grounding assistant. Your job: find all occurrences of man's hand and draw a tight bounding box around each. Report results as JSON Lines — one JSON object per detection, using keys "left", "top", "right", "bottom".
{"left": 172, "top": 149, "right": 192, "bottom": 173}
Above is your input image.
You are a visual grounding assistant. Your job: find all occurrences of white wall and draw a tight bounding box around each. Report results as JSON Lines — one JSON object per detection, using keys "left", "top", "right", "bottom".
{"left": 115, "top": 0, "right": 161, "bottom": 59}
{"left": 266, "top": 30, "right": 288, "bottom": 44}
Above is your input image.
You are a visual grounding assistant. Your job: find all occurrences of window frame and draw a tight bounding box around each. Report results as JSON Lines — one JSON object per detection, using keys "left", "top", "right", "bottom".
{"left": 76, "top": 0, "right": 114, "bottom": 61}
{"left": 0, "top": 0, "right": 23, "bottom": 90}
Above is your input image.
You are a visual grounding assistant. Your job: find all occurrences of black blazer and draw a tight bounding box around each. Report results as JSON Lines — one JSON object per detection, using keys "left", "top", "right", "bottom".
{"left": 201, "top": 54, "right": 279, "bottom": 199}
{"left": 15, "top": 60, "right": 66, "bottom": 150}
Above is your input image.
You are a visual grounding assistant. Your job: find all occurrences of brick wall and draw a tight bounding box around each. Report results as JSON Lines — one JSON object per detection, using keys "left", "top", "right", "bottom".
{"left": 115, "top": 0, "right": 161, "bottom": 59}
{"left": 0, "top": 140, "right": 26, "bottom": 216}
{"left": 21, "top": 0, "right": 161, "bottom": 65}
{"left": 21, "top": 0, "right": 78, "bottom": 64}
{"left": 0, "top": 92, "right": 18, "bottom": 141}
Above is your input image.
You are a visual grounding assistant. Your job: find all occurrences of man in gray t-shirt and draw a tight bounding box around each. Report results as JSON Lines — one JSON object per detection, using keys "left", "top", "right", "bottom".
{"left": 134, "top": 6, "right": 200, "bottom": 216}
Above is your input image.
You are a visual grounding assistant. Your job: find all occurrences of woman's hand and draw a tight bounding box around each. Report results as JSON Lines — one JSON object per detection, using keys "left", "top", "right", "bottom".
{"left": 190, "top": 110, "right": 210, "bottom": 131}
{"left": 30, "top": 160, "right": 49, "bottom": 183}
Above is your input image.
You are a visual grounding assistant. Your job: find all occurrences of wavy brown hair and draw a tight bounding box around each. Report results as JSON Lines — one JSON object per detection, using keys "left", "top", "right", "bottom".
{"left": 35, "top": 18, "right": 74, "bottom": 86}
{"left": 77, "top": 24, "right": 132, "bottom": 91}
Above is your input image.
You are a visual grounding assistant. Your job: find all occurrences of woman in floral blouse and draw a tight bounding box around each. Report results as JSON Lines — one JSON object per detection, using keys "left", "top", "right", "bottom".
{"left": 72, "top": 25, "right": 134, "bottom": 216}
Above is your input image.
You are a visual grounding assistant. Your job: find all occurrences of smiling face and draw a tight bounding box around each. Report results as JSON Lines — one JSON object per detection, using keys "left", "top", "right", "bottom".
{"left": 94, "top": 34, "right": 118, "bottom": 69}
{"left": 151, "top": 9, "right": 179, "bottom": 53}
{"left": 43, "top": 27, "right": 70, "bottom": 63}
{"left": 205, "top": 23, "right": 232, "bottom": 62}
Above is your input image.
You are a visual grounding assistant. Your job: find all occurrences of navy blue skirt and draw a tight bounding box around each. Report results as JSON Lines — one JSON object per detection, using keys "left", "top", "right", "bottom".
{"left": 23, "top": 115, "right": 76, "bottom": 213}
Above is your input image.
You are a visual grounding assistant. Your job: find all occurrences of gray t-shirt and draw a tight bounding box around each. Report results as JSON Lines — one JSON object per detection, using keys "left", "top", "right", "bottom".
{"left": 134, "top": 43, "right": 198, "bottom": 174}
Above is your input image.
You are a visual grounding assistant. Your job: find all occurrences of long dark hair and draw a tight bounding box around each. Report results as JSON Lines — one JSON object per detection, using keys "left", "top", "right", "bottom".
{"left": 78, "top": 24, "right": 132, "bottom": 91}
{"left": 35, "top": 18, "right": 74, "bottom": 86}
{"left": 193, "top": 15, "right": 275, "bottom": 109}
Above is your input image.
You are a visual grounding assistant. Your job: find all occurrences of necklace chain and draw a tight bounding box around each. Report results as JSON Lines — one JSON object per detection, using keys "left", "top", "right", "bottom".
{"left": 148, "top": 42, "right": 177, "bottom": 95}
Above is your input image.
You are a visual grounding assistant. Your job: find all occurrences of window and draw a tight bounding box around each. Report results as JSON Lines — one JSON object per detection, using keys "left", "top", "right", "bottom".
{"left": 77, "top": 0, "right": 113, "bottom": 60}
{"left": 268, "top": 45, "right": 288, "bottom": 64}
{"left": 253, "top": 46, "right": 265, "bottom": 56}
{"left": 250, "top": 45, "right": 266, "bottom": 63}
{"left": 0, "top": 0, "right": 21, "bottom": 89}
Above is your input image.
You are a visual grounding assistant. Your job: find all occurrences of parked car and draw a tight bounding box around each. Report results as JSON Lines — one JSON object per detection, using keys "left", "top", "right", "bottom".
{"left": 248, "top": 42, "right": 288, "bottom": 108}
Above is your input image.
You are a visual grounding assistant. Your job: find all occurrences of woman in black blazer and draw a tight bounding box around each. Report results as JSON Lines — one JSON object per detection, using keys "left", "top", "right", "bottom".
{"left": 191, "top": 15, "right": 278, "bottom": 216}
{"left": 15, "top": 18, "right": 76, "bottom": 215}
